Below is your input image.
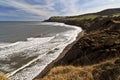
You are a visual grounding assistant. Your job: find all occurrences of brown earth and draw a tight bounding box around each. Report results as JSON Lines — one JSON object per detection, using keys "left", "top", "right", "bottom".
{"left": 35, "top": 9, "right": 120, "bottom": 80}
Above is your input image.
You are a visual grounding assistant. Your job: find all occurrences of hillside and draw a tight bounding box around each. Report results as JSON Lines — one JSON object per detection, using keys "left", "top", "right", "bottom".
{"left": 45, "top": 8, "right": 120, "bottom": 31}
{"left": 35, "top": 8, "right": 120, "bottom": 80}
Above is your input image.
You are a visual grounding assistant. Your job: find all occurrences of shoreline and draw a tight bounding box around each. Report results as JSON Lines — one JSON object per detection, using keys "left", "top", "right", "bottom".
{"left": 0, "top": 22, "right": 82, "bottom": 80}
{"left": 34, "top": 30, "right": 85, "bottom": 79}
{"left": 34, "top": 15, "right": 120, "bottom": 80}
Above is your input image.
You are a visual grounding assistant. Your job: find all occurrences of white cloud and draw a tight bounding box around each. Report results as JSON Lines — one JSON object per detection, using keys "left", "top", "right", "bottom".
{"left": 76, "top": 0, "right": 120, "bottom": 15}
{"left": 57, "top": 0, "right": 80, "bottom": 16}
{"left": 0, "top": 0, "right": 120, "bottom": 20}
{"left": 0, "top": 0, "right": 58, "bottom": 17}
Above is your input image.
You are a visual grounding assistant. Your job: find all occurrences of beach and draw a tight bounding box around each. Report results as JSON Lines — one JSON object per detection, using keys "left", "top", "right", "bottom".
{"left": 0, "top": 22, "right": 82, "bottom": 80}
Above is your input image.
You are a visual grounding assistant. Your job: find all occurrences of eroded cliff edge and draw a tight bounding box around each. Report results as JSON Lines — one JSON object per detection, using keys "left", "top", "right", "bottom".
{"left": 35, "top": 8, "right": 120, "bottom": 80}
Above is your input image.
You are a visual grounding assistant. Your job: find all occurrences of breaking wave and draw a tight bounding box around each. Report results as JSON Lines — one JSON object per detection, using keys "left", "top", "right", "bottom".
{"left": 0, "top": 22, "right": 82, "bottom": 80}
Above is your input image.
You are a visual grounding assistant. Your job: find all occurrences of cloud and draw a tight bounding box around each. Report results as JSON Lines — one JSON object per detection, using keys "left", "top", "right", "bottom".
{"left": 0, "top": 0, "right": 120, "bottom": 21}
{"left": 0, "top": 0, "right": 81, "bottom": 20}
{"left": 76, "top": 0, "right": 120, "bottom": 14}
{"left": 56, "top": 0, "right": 80, "bottom": 16}
{"left": 0, "top": 0, "right": 58, "bottom": 17}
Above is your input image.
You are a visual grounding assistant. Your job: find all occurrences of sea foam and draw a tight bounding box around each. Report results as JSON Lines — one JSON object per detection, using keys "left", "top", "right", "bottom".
{"left": 0, "top": 22, "right": 82, "bottom": 80}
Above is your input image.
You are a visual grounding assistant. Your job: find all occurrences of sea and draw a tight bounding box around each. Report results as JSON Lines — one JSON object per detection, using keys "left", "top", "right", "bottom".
{"left": 0, "top": 21, "right": 82, "bottom": 80}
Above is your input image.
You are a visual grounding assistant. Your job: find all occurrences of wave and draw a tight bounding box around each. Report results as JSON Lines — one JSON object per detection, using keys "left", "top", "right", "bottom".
{"left": 0, "top": 22, "right": 82, "bottom": 80}
{"left": 41, "top": 22, "right": 82, "bottom": 30}
{"left": 0, "top": 43, "right": 11, "bottom": 47}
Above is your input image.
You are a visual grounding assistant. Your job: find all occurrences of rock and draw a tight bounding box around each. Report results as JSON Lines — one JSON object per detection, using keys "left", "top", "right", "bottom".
{"left": 115, "top": 59, "right": 120, "bottom": 65}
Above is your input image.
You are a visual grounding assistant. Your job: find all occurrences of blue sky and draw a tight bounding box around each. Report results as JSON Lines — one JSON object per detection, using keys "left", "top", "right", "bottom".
{"left": 0, "top": 0, "right": 120, "bottom": 21}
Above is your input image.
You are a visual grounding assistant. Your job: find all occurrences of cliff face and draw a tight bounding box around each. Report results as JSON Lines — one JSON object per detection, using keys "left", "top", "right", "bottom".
{"left": 36, "top": 9, "right": 120, "bottom": 80}
{"left": 39, "top": 17, "right": 120, "bottom": 80}
{"left": 45, "top": 16, "right": 120, "bottom": 32}
{"left": 55, "top": 19, "right": 120, "bottom": 66}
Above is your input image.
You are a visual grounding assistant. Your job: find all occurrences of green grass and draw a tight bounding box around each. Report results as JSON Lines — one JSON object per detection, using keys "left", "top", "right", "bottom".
{"left": 49, "top": 15, "right": 98, "bottom": 22}
{"left": 70, "top": 15, "right": 98, "bottom": 21}
{"left": 112, "top": 13, "right": 120, "bottom": 17}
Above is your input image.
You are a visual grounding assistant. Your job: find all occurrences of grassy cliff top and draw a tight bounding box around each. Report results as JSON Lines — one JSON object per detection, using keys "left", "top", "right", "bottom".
{"left": 45, "top": 8, "right": 120, "bottom": 22}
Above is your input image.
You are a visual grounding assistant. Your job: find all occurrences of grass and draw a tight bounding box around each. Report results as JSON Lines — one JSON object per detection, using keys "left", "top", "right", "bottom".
{"left": 0, "top": 72, "right": 8, "bottom": 80}
{"left": 38, "top": 66, "right": 93, "bottom": 80}
{"left": 36, "top": 57, "right": 120, "bottom": 80}
{"left": 70, "top": 15, "right": 98, "bottom": 21}
{"left": 49, "top": 15, "right": 98, "bottom": 22}
{"left": 112, "top": 13, "right": 120, "bottom": 17}
{"left": 48, "top": 13, "right": 120, "bottom": 23}
{"left": 40, "top": 14, "right": 120, "bottom": 80}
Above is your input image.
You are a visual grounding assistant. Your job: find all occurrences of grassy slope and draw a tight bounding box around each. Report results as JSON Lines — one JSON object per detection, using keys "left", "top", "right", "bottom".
{"left": 0, "top": 72, "right": 8, "bottom": 80}
{"left": 40, "top": 58, "right": 120, "bottom": 80}
{"left": 39, "top": 18, "right": 120, "bottom": 80}
{"left": 36, "top": 8, "right": 120, "bottom": 80}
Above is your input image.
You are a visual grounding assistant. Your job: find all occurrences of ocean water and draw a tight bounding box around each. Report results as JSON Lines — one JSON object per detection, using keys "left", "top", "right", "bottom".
{"left": 0, "top": 21, "right": 72, "bottom": 43}
{"left": 0, "top": 22, "right": 82, "bottom": 80}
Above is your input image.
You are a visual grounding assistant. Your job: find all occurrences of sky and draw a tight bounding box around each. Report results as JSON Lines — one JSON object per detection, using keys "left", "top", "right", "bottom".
{"left": 0, "top": 0, "right": 120, "bottom": 21}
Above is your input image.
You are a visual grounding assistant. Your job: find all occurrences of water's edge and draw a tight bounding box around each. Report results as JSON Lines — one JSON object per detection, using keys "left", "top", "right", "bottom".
{"left": 34, "top": 24, "right": 84, "bottom": 79}
{"left": 0, "top": 22, "right": 82, "bottom": 80}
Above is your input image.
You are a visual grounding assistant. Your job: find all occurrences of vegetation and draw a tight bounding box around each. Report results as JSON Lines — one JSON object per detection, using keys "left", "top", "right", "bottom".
{"left": 37, "top": 58, "right": 120, "bottom": 80}
{"left": 45, "top": 8, "right": 120, "bottom": 23}
{"left": 35, "top": 8, "right": 120, "bottom": 80}
{"left": 47, "top": 14, "right": 98, "bottom": 22}
{"left": 0, "top": 72, "right": 8, "bottom": 80}
{"left": 39, "top": 66, "right": 93, "bottom": 80}
{"left": 39, "top": 17, "right": 120, "bottom": 80}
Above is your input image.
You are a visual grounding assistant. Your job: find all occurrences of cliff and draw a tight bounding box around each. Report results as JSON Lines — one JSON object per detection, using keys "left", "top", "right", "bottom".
{"left": 35, "top": 8, "right": 120, "bottom": 80}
